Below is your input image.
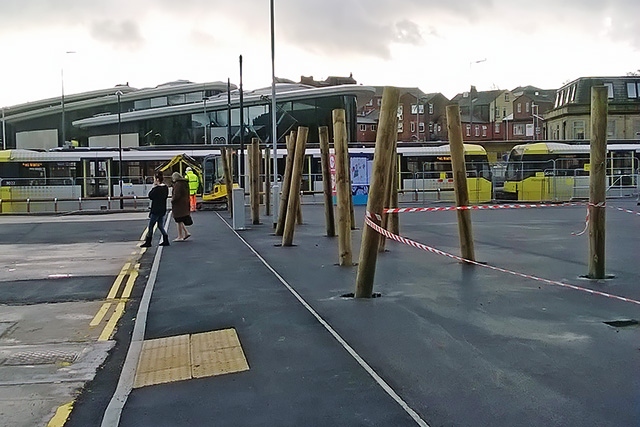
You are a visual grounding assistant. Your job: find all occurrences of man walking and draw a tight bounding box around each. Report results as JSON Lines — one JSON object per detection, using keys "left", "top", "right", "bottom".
{"left": 141, "top": 171, "right": 170, "bottom": 247}
{"left": 185, "top": 167, "right": 199, "bottom": 212}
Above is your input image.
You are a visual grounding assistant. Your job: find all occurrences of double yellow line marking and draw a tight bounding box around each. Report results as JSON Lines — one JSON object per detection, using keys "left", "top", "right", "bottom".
{"left": 90, "top": 256, "right": 141, "bottom": 341}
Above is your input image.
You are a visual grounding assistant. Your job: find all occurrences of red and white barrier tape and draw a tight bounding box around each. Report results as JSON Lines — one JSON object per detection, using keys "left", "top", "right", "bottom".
{"left": 382, "top": 202, "right": 585, "bottom": 215}
{"left": 382, "top": 202, "right": 640, "bottom": 218}
{"left": 364, "top": 215, "right": 640, "bottom": 307}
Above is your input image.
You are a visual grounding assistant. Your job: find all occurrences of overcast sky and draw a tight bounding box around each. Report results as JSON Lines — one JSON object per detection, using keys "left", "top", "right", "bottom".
{"left": 1, "top": 0, "right": 639, "bottom": 106}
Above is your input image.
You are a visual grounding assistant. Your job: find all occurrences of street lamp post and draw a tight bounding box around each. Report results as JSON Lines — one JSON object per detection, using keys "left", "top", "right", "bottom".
{"left": 1, "top": 107, "right": 6, "bottom": 150}
{"left": 270, "top": 0, "right": 280, "bottom": 226}
{"left": 116, "top": 90, "right": 124, "bottom": 209}
{"left": 468, "top": 58, "right": 486, "bottom": 142}
{"left": 203, "top": 97, "right": 208, "bottom": 144}
{"left": 60, "top": 51, "right": 76, "bottom": 146}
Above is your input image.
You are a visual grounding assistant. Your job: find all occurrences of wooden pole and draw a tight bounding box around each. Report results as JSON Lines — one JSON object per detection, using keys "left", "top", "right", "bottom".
{"left": 588, "top": 85, "right": 607, "bottom": 279}
{"left": 333, "top": 109, "right": 352, "bottom": 266}
{"left": 275, "top": 132, "right": 296, "bottom": 236}
{"left": 264, "top": 146, "right": 271, "bottom": 216}
{"left": 221, "top": 147, "right": 234, "bottom": 217}
{"left": 355, "top": 87, "right": 400, "bottom": 297}
{"left": 282, "top": 127, "right": 308, "bottom": 246}
{"left": 250, "top": 138, "right": 260, "bottom": 225}
{"left": 378, "top": 139, "right": 398, "bottom": 252}
{"left": 446, "top": 104, "right": 475, "bottom": 262}
{"left": 389, "top": 150, "right": 399, "bottom": 236}
{"left": 344, "top": 132, "right": 356, "bottom": 229}
{"left": 319, "top": 125, "right": 336, "bottom": 237}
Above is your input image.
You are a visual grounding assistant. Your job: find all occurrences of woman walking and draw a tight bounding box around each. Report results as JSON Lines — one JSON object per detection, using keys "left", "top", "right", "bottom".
{"left": 141, "top": 171, "right": 170, "bottom": 247}
{"left": 171, "top": 172, "right": 192, "bottom": 241}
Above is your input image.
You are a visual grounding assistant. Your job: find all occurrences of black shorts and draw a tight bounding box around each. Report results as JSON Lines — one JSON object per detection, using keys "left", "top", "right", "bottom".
{"left": 174, "top": 215, "right": 193, "bottom": 226}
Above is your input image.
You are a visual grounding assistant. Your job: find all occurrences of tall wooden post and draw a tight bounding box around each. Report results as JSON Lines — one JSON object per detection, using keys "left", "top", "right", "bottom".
{"left": 250, "top": 138, "right": 260, "bottom": 225}
{"left": 264, "top": 146, "right": 271, "bottom": 216}
{"left": 341, "top": 130, "right": 355, "bottom": 229}
{"left": 221, "top": 147, "right": 234, "bottom": 217}
{"left": 389, "top": 150, "right": 399, "bottom": 236}
{"left": 355, "top": 87, "right": 400, "bottom": 297}
{"left": 319, "top": 126, "right": 336, "bottom": 237}
{"left": 333, "top": 109, "right": 353, "bottom": 266}
{"left": 446, "top": 104, "right": 475, "bottom": 262}
{"left": 379, "top": 139, "right": 398, "bottom": 252}
{"left": 282, "top": 127, "right": 308, "bottom": 246}
{"left": 275, "top": 132, "right": 296, "bottom": 236}
{"left": 588, "top": 85, "right": 607, "bottom": 279}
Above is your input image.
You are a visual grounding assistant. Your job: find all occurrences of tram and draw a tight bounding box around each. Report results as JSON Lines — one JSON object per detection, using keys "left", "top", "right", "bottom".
{"left": 501, "top": 142, "right": 640, "bottom": 201}
{"left": 300, "top": 143, "right": 493, "bottom": 203}
{"left": 0, "top": 143, "right": 493, "bottom": 212}
{"left": 0, "top": 148, "right": 220, "bottom": 204}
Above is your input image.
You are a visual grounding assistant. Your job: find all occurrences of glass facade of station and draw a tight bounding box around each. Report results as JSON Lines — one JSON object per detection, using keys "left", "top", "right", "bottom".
{"left": 93, "top": 94, "right": 359, "bottom": 147}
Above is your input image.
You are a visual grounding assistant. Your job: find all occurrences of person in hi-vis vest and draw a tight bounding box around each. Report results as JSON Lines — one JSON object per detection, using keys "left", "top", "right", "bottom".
{"left": 185, "top": 167, "right": 199, "bottom": 212}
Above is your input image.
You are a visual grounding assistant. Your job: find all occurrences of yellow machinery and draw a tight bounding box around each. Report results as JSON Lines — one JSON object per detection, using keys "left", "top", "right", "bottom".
{"left": 157, "top": 153, "right": 234, "bottom": 209}
{"left": 200, "top": 154, "right": 237, "bottom": 209}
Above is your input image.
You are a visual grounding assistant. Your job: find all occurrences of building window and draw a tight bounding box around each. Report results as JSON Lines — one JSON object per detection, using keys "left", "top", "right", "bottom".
{"left": 428, "top": 103, "right": 433, "bottom": 114}
{"left": 525, "top": 102, "right": 530, "bottom": 113}
{"left": 495, "top": 107, "right": 500, "bottom": 119}
{"left": 410, "top": 122, "right": 416, "bottom": 133}
{"left": 604, "top": 82, "right": 614, "bottom": 98}
{"left": 504, "top": 93, "right": 509, "bottom": 102}
{"left": 517, "top": 103, "right": 522, "bottom": 113}
{"left": 429, "top": 123, "right": 433, "bottom": 132}
{"left": 397, "top": 105, "right": 403, "bottom": 120}
{"left": 607, "top": 120, "right": 616, "bottom": 138}
{"left": 570, "top": 85, "right": 577, "bottom": 102}
{"left": 397, "top": 122, "right": 403, "bottom": 133}
{"left": 482, "top": 125, "right": 487, "bottom": 137}
{"left": 495, "top": 123, "right": 500, "bottom": 134}
{"left": 627, "top": 82, "right": 638, "bottom": 98}
{"left": 377, "top": 98, "right": 382, "bottom": 106}
{"left": 419, "top": 122, "right": 425, "bottom": 132}
{"left": 466, "top": 124, "right": 471, "bottom": 136}
{"left": 514, "top": 124, "right": 525, "bottom": 136}
{"left": 573, "top": 120, "right": 585, "bottom": 139}
{"left": 359, "top": 124, "right": 366, "bottom": 131}
{"left": 371, "top": 124, "right": 377, "bottom": 131}
{"left": 366, "top": 99, "right": 373, "bottom": 106}
{"left": 474, "top": 125, "right": 480, "bottom": 137}
{"left": 150, "top": 97, "right": 168, "bottom": 108}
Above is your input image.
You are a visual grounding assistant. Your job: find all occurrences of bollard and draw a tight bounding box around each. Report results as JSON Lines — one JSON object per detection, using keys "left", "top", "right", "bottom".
{"left": 27, "top": 198, "right": 31, "bottom": 213}
{"left": 108, "top": 196, "right": 111, "bottom": 210}
{"left": 232, "top": 187, "right": 246, "bottom": 230}
{"left": 54, "top": 198, "right": 58, "bottom": 213}
{"left": 79, "top": 197, "right": 82, "bottom": 211}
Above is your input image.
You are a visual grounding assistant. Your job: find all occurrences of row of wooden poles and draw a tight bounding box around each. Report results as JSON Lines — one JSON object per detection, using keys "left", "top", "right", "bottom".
{"left": 218, "top": 86, "right": 609, "bottom": 298}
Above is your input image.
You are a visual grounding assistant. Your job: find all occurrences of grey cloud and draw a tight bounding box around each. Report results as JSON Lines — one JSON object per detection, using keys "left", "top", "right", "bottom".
{"left": 394, "top": 20, "right": 424, "bottom": 45}
{"left": 90, "top": 20, "right": 145, "bottom": 50}
{"left": 2, "top": 0, "right": 640, "bottom": 55}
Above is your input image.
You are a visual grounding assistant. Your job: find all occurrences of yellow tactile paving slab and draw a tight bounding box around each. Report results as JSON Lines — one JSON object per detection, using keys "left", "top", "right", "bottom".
{"left": 133, "top": 329, "right": 249, "bottom": 388}
{"left": 134, "top": 334, "right": 191, "bottom": 388}
{"left": 191, "top": 330, "right": 250, "bottom": 378}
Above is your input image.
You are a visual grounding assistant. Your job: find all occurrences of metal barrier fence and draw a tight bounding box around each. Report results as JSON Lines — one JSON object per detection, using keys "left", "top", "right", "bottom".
{"left": 504, "top": 160, "right": 639, "bottom": 201}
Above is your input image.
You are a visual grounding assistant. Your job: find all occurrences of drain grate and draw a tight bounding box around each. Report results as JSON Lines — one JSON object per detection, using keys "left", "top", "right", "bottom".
{"left": 603, "top": 319, "right": 639, "bottom": 328}
{"left": 4, "top": 349, "right": 80, "bottom": 366}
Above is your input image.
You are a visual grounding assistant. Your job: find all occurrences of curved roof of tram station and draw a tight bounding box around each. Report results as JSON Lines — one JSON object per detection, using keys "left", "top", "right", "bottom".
{"left": 3, "top": 80, "right": 234, "bottom": 123}
{"left": 71, "top": 83, "right": 376, "bottom": 129}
